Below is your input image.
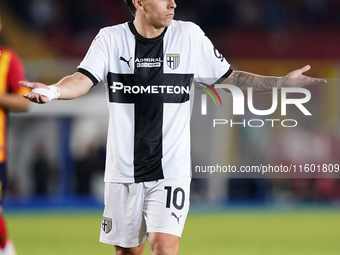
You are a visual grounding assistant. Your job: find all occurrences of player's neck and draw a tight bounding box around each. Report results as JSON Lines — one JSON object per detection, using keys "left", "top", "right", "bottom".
{"left": 133, "top": 17, "right": 166, "bottom": 39}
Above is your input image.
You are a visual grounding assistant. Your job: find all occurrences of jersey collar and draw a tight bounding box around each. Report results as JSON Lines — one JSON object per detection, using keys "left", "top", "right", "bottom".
{"left": 128, "top": 21, "right": 168, "bottom": 42}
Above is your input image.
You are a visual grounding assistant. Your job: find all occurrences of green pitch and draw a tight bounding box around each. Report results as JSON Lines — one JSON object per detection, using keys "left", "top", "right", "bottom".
{"left": 5, "top": 207, "right": 340, "bottom": 255}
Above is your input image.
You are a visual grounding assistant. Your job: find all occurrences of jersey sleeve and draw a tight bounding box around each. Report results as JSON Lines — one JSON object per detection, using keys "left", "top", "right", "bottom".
{"left": 78, "top": 29, "right": 110, "bottom": 85}
{"left": 193, "top": 25, "right": 231, "bottom": 85}
{"left": 7, "top": 50, "right": 30, "bottom": 95}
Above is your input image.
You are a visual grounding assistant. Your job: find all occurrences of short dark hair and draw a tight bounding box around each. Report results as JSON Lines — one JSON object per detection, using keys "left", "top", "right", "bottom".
{"left": 124, "top": 0, "right": 136, "bottom": 16}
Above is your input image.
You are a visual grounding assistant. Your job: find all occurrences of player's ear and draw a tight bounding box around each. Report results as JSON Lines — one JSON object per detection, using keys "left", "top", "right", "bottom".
{"left": 133, "top": 0, "right": 143, "bottom": 13}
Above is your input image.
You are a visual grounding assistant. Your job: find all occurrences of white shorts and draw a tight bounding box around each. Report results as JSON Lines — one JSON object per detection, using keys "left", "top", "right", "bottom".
{"left": 100, "top": 177, "right": 191, "bottom": 248}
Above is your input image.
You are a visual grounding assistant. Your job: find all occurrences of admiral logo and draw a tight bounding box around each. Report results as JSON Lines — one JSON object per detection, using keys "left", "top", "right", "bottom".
{"left": 167, "top": 54, "right": 180, "bottom": 70}
{"left": 135, "top": 57, "right": 162, "bottom": 68}
{"left": 110, "top": 82, "right": 189, "bottom": 95}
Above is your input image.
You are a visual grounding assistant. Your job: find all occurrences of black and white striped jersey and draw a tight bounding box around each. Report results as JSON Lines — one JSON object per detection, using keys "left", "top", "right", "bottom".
{"left": 78, "top": 20, "right": 231, "bottom": 183}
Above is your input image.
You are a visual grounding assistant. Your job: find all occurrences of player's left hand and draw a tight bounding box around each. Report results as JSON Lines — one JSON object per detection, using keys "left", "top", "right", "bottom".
{"left": 281, "top": 65, "right": 327, "bottom": 88}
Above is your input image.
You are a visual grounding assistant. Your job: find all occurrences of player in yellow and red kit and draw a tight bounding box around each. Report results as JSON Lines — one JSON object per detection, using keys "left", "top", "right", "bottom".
{"left": 0, "top": 14, "right": 30, "bottom": 255}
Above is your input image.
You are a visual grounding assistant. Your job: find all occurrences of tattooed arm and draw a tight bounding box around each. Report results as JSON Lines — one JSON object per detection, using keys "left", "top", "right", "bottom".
{"left": 222, "top": 65, "right": 327, "bottom": 94}
{"left": 222, "top": 70, "right": 282, "bottom": 93}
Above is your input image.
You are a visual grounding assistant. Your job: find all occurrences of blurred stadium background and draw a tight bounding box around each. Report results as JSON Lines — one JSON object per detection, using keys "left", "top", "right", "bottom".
{"left": 1, "top": 0, "right": 340, "bottom": 254}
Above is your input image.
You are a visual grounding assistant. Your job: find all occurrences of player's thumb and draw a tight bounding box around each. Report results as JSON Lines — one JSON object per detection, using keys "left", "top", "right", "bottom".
{"left": 298, "top": 65, "right": 311, "bottom": 74}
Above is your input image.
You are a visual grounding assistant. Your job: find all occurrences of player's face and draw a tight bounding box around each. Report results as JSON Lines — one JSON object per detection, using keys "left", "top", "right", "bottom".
{"left": 142, "top": 0, "right": 177, "bottom": 28}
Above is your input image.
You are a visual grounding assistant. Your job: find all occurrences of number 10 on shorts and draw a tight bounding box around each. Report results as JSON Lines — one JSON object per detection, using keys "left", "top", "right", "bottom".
{"left": 164, "top": 186, "right": 185, "bottom": 210}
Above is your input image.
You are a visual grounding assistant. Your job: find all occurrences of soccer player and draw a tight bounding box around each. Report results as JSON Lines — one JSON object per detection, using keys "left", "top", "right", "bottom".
{"left": 0, "top": 14, "right": 30, "bottom": 255}
{"left": 20, "top": 0, "right": 326, "bottom": 254}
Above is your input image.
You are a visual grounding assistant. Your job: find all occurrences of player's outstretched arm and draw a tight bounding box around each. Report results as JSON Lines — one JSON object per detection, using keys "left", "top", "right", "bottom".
{"left": 222, "top": 65, "right": 327, "bottom": 94}
{"left": 19, "top": 72, "right": 94, "bottom": 104}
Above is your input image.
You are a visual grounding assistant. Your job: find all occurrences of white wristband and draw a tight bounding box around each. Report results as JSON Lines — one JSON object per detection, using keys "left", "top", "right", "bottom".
{"left": 32, "top": 85, "right": 60, "bottom": 101}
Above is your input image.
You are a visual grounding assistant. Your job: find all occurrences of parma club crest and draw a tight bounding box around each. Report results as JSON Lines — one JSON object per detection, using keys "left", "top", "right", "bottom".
{"left": 166, "top": 54, "right": 180, "bottom": 70}
{"left": 102, "top": 217, "right": 112, "bottom": 234}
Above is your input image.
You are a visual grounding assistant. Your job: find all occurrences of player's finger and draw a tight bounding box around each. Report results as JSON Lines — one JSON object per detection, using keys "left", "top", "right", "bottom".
{"left": 34, "top": 93, "right": 49, "bottom": 104}
{"left": 19, "top": 81, "right": 34, "bottom": 88}
{"left": 39, "top": 95, "right": 49, "bottom": 104}
{"left": 313, "top": 78, "right": 327, "bottom": 84}
{"left": 297, "top": 65, "right": 311, "bottom": 74}
{"left": 299, "top": 77, "right": 328, "bottom": 87}
{"left": 32, "top": 93, "right": 40, "bottom": 102}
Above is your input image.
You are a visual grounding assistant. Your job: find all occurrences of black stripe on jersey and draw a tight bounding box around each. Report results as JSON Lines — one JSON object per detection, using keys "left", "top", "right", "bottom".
{"left": 107, "top": 23, "right": 193, "bottom": 183}
{"left": 130, "top": 26, "right": 166, "bottom": 182}
{"left": 77, "top": 68, "right": 99, "bottom": 85}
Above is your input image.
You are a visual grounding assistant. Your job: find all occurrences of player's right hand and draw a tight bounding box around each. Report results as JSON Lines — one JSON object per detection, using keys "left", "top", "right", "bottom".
{"left": 19, "top": 81, "right": 51, "bottom": 104}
